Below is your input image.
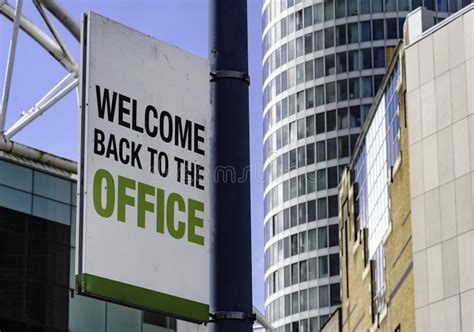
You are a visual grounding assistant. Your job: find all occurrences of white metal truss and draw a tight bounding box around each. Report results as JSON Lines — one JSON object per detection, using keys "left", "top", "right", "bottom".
{"left": 0, "top": 0, "right": 80, "bottom": 140}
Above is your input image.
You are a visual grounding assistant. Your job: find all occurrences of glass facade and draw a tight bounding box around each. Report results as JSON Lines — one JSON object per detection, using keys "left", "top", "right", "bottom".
{"left": 0, "top": 158, "right": 177, "bottom": 332}
{"left": 353, "top": 61, "right": 400, "bottom": 314}
{"left": 261, "top": 0, "right": 462, "bottom": 330}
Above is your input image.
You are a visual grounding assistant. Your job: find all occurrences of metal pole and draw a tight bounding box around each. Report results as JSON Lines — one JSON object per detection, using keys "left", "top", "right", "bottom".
{"left": 0, "top": 0, "right": 23, "bottom": 132}
{"left": 38, "top": 0, "right": 80, "bottom": 42}
{"left": 208, "top": 1, "right": 253, "bottom": 331}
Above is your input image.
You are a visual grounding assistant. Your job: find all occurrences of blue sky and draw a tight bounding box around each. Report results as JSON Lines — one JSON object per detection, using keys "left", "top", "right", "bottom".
{"left": 0, "top": 0, "right": 264, "bottom": 311}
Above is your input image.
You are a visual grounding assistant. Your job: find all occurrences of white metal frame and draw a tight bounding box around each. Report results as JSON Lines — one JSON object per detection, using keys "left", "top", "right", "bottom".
{"left": 0, "top": 0, "right": 80, "bottom": 140}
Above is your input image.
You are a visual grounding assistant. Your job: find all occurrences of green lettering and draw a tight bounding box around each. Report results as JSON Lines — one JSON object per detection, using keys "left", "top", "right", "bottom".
{"left": 93, "top": 169, "right": 115, "bottom": 218}
{"left": 166, "top": 193, "right": 185, "bottom": 239}
{"left": 156, "top": 188, "right": 165, "bottom": 234}
{"left": 188, "top": 199, "right": 205, "bottom": 246}
{"left": 117, "top": 176, "right": 136, "bottom": 222}
{"left": 137, "top": 182, "right": 154, "bottom": 228}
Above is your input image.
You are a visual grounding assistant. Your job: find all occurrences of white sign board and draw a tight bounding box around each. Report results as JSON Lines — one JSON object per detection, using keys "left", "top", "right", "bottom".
{"left": 77, "top": 12, "right": 209, "bottom": 323}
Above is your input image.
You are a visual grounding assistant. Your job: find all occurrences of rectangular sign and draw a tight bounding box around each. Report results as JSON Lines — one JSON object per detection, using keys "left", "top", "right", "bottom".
{"left": 77, "top": 12, "right": 209, "bottom": 323}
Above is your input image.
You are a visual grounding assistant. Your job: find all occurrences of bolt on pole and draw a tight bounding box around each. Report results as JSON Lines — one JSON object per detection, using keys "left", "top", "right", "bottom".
{"left": 208, "top": 0, "right": 253, "bottom": 331}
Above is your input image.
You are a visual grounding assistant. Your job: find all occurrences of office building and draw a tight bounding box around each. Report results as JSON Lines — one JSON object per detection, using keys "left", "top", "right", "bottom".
{"left": 0, "top": 143, "right": 205, "bottom": 332}
{"left": 328, "top": 4, "right": 473, "bottom": 331}
{"left": 261, "top": 0, "right": 458, "bottom": 331}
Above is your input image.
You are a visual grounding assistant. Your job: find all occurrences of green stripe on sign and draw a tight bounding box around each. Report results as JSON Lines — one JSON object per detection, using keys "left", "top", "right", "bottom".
{"left": 76, "top": 273, "right": 209, "bottom": 323}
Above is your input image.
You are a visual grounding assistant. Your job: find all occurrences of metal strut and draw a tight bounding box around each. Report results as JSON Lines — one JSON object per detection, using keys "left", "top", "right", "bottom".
{"left": 210, "top": 70, "right": 250, "bottom": 85}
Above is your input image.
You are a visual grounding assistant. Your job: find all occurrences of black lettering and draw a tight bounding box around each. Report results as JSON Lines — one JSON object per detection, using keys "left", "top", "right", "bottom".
{"left": 131, "top": 142, "right": 142, "bottom": 169}
{"left": 158, "top": 152, "right": 169, "bottom": 177}
{"left": 94, "top": 128, "right": 105, "bottom": 155}
{"left": 174, "top": 157, "right": 184, "bottom": 183}
{"left": 147, "top": 147, "right": 158, "bottom": 173}
{"left": 175, "top": 117, "right": 192, "bottom": 150}
{"left": 196, "top": 164, "right": 205, "bottom": 190}
{"left": 131, "top": 99, "right": 144, "bottom": 133}
{"left": 118, "top": 138, "right": 130, "bottom": 164}
{"left": 159, "top": 111, "right": 173, "bottom": 143}
{"left": 194, "top": 123, "right": 205, "bottom": 156}
{"left": 96, "top": 86, "right": 117, "bottom": 122}
{"left": 106, "top": 134, "right": 118, "bottom": 161}
{"left": 145, "top": 105, "right": 158, "bottom": 137}
{"left": 118, "top": 94, "right": 131, "bottom": 128}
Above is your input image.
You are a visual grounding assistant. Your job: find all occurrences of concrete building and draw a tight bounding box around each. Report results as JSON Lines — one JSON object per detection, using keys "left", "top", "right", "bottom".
{"left": 332, "top": 4, "right": 473, "bottom": 331}
{"left": 0, "top": 143, "right": 205, "bottom": 332}
{"left": 261, "top": 0, "right": 457, "bottom": 331}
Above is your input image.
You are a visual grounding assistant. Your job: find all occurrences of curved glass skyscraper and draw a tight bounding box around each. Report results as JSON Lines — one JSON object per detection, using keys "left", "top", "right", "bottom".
{"left": 261, "top": 1, "right": 462, "bottom": 331}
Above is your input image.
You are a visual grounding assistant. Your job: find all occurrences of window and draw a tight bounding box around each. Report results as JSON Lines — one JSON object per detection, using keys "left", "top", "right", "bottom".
{"left": 319, "top": 285, "right": 329, "bottom": 307}
{"left": 324, "top": 0, "right": 334, "bottom": 20}
{"left": 315, "top": 85, "right": 325, "bottom": 106}
{"left": 316, "top": 141, "right": 326, "bottom": 162}
{"left": 308, "top": 230, "right": 317, "bottom": 251}
{"left": 314, "top": 3, "right": 323, "bottom": 23}
{"left": 317, "top": 169, "right": 327, "bottom": 191}
{"left": 304, "top": 6, "right": 313, "bottom": 27}
{"left": 305, "top": 33, "right": 313, "bottom": 54}
{"left": 285, "top": 294, "right": 291, "bottom": 315}
{"left": 326, "top": 110, "right": 336, "bottom": 132}
{"left": 317, "top": 197, "right": 327, "bottom": 219}
{"left": 298, "top": 146, "right": 306, "bottom": 167}
{"left": 335, "top": 0, "right": 346, "bottom": 17}
{"left": 373, "top": 0, "right": 383, "bottom": 12}
{"left": 336, "top": 24, "right": 347, "bottom": 46}
{"left": 327, "top": 166, "right": 338, "bottom": 188}
{"left": 348, "top": 50, "right": 360, "bottom": 71}
{"left": 289, "top": 94, "right": 296, "bottom": 115}
{"left": 362, "top": 76, "right": 373, "bottom": 98}
{"left": 290, "top": 177, "right": 297, "bottom": 199}
{"left": 314, "top": 31, "right": 324, "bottom": 51}
{"left": 318, "top": 256, "right": 329, "bottom": 278}
{"left": 318, "top": 227, "right": 328, "bottom": 249}
{"left": 360, "top": 21, "right": 371, "bottom": 41}
{"left": 349, "top": 106, "right": 360, "bottom": 128}
{"left": 296, "top": 10, "right": 303, "bottom": 30}
{"left": 325, "top": 54, "right": 335, "bottom": 76}
{"left": 305, "top": 60, "right": 314, "bottom": 82}
{"left": 307, "top": 172, "right": 316, "bottom": 193}
{"left": 359, "top": 0, "right": 370, "bottom": 13}
{"left": 329, "top": 224, "right": 339, "bottom": 246}
{"left": 308, "top": 258, "right": 317, "bottom": 281}
{"left": 316, "top": 113, "right": 325, "bottom": 134}
{"left": 386, "top": 18, "right": 397, "bottom": 39}
{"left": 291, "top": 205, "right": 298, "bottom": 227}
{"left": 349, "top": 78, "right": 360, "bottom": 99}
{"left": 327, "top": 138, "right": 337, "bottom": 160}
{"left": 307, "top": 143, "right": 315, "bottom": 165}
{"left": 300, "top": 290, "right": 308, "bottom": 312}
{"left": 299, "top": 203, "right": 307, "bottom": 225}
{"left": 330, "top": 283, "right": 341, "bottom": 305}
{"left": 339, "top": 135, "right": 349, "bottom": 157}
{"left": 361, "top": 48, "right": 372, "bottom": 69}
{"left": 372, "top": 19, "right": 384, "bottom": 40}
{"left": 309, "top": 288, "right": 318, "bottom": 309}
{"left": 315, "top": 57, "right": 324, "bottom": 78}
{"left": 337, "top": 80, "right": 348, "bottom": 101}
{"left": 297, "top": 119, "right": 305, "bottom": 139}
{"left": 300, "top": 260, "right": 308, "bottom": 282}
{"left": 288, "top": 39, "right": 295, "bottom": 61}
{"left": 306, "top": 116, "right": 315, "bottom": 137}
{"left": 298, "top": 174, "right": 306, "bottom": 196}
{"left": 336, "top": 52, "right": 347, "bottom": 73}
{"left": 326, "top": 82, "right": 336, "bottom": 104}
{"left": 308, "top": 200, "right": 316, "bottom": 222}
{"left": 306, "top": 88, "right": 315, "bottom": 109}
{"left": 330, "top": 254, "right": 340, "bottom": 276}
{"left": 348, "top": 22, "right": 358, "bottom": 43}
{"left": 328, "top": 195, "right": 338, "bottom": 217}
{"left": 374, "top": 47, "right": 385, "bottom": 68}
{"left": 292, "top": 291, "right": 299, "bottom": 313}
{"left": 296, "top": 36, "right": 304, "bottom": 58}
{"left": 348, "top": 0, "right": 358, "bottom": 15}
{"left": 325, "top": 27, "right": 335, "bottom": 48}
